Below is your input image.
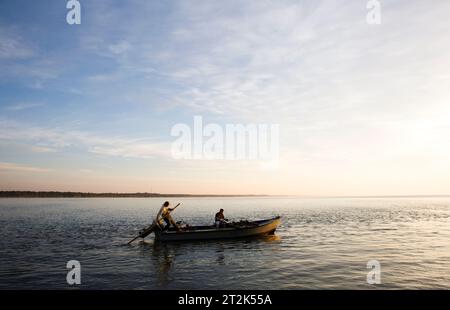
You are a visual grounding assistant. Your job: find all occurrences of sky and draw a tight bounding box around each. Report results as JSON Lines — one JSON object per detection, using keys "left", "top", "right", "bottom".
{"left": 0, "top": 0, "right": 450, "bottom": 196}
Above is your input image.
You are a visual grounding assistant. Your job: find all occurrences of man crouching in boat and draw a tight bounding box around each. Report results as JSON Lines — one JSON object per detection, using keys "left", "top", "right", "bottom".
{"left": 215, "top": 209, "right": 228, "bottom": 228}
{"left": 156, "top": 201, "right": 180, "bottom": 231}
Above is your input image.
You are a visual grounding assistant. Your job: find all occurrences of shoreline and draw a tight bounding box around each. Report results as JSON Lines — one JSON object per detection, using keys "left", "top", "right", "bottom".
{"left": 0, "top": 191, "right": 268, "bottom": 198}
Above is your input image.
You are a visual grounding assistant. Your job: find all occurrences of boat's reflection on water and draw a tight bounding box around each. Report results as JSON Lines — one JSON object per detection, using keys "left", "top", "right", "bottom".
{"left": 138, "top": 234, "right": 281, "bottom": 287}
{"left": 149, "top": 241, "right": 174, "bottom": 287}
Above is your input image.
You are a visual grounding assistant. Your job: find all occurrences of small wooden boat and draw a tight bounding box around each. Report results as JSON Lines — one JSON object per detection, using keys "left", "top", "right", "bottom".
{"left": 154, "top": 216, "right": 281, "bottom": 242}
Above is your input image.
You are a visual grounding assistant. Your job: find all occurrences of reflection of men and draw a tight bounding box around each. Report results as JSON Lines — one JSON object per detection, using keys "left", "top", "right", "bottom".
{"left": 156, "top": 201, "right": 180, "bottom": 231}
{"left": 215, "top": 209, "right": 228, "bottom": 227}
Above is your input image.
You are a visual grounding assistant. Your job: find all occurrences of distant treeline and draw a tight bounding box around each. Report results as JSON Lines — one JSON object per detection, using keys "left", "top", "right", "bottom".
{"left": 0, "top": 191, "right": 265, "bottom": 198}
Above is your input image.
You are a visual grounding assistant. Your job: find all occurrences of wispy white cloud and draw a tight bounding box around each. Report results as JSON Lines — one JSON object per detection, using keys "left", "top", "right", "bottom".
{"left": 0, "top": 25, "right": 63, "bottom": 90}
{"left": 0, "top": 162, "right": 49, "bottom": 173}
{"left": 0, "top": 27, "right": 34, "bottom": 59}
{"left": 0, "top": 119, "right": 170, "bottom": 159}
{"left": 29, "top": 145, "right": 57, "bottom": 153}
{"left": 5, "top": 102, "right": 45, "bottom": 111}
{"left": 108, "top": 40, "right": 132, "bottom": 55}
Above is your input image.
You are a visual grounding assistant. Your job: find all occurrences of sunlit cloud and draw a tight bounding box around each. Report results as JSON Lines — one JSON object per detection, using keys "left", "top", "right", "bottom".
{"left": 0, "top": 162, "right": 50, "bottom": 173}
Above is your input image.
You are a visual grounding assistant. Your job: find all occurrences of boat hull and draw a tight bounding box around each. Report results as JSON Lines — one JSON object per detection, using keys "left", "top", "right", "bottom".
{"left": 154, "top": 216, "right": 281, "bottom": 242}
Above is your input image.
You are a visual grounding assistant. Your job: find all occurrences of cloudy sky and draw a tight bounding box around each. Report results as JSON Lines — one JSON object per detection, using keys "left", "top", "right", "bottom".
{"left": 0, "top": 0, "right": 450, "bottom": 195}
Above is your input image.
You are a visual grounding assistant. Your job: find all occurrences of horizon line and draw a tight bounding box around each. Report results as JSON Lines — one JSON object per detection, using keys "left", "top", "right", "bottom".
{"left": 1, "top": 191, "right": 450, "bottom": 199}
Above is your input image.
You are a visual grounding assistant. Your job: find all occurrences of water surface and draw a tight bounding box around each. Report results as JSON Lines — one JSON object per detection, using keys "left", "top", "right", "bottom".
{"left": 0, "top": 197, "right": 449, "bottom": 289}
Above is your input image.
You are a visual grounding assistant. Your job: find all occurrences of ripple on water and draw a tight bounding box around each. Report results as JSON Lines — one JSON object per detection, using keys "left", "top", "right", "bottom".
{"left": 1, "top": 197, "right": 450, "bottom": 289}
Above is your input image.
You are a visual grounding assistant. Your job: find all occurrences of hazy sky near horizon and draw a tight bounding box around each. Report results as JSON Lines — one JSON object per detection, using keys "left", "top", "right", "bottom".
{"left": 1, "top": 0, "right": 450, "bottom": 195}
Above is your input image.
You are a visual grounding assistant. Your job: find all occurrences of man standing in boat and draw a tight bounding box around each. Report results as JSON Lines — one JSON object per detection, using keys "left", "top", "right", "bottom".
{"left": 215, "top": 209, "right": 228, "bottom": 227}
{"left": 156, "top": 201, "right": 180, "bottom": 231}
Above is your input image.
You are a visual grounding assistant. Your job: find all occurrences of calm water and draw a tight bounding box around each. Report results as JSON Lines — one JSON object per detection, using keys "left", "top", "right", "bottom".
{"left": 0, "top": 197, "right": 450, "bottom": 289}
